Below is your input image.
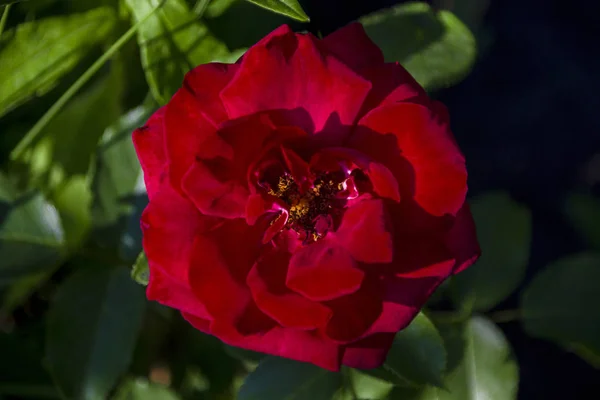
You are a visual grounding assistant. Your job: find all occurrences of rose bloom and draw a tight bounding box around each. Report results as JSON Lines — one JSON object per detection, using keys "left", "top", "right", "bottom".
{"left": 133, "top": 23, "right": 480, "bottom": 371}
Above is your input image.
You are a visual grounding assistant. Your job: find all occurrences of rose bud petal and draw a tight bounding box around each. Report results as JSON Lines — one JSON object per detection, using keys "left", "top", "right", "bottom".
{"left": 133, "top": 22, "right": 480, "bottom": 372}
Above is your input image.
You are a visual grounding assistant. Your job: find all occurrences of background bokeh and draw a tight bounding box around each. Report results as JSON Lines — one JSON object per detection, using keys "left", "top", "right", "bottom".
{"left": 1, "top": 0, "right": 599, "bottom": 399}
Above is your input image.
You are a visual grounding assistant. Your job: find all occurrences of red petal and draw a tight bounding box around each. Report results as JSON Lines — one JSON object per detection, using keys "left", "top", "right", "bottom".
{"left": 341, "top": 333, "right": 395, "bottom": 369}
{"left": 352, "top": 239, "right": 455, "bottom": 337}
{"left": 335, "top": 199, "right": 393, "bottom": 264}
{"left": 188, "top": 219, "right": 265, "bottom": 328}
{"left": 181, "top": 312, "right": 211, "bottom": 333}
{"left": 147, "top": 266, "right": 212, "bottom": 320}
{"left": 141, "top": 183, "right": 216, "bottom": 284}
{"left": 132, "top": 107, "right": 166, "bottom": 200}
{"left": 221, "top": 25, "right": 371, "bottom": 142}
{"left": 445, "top": 202, "right": 481, "bottom": 274}
{"left": 195, "top": 315, "right": 343, "bottom": 371}
{"left": 324, "top": 278, "right": 383, "bottom": 342}
{"left": 164, "top": 88, "right": 217, "bottom": 190}
{"left": 182, "top": 159, "right": 249, "bottom": 219}
{"left": 354, "top": 103, "right": 467, "bottom": 217}
{"left": 321, "top": 22, "right": 384, "bottom": 72}
{"left": 287, "top": 240, "right": 364, "bottom": 301}
{"left": 247, "top": 249, "right": 332, "bottom": 329}
{"left": 360, "top": 62, "right": 428, "bottom": 113}
{"left": 182, "top": 63, "right": 238, "bottom": 126}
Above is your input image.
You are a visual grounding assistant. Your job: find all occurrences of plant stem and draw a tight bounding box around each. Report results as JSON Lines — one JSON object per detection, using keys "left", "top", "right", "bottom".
{"left": 10, "top": 0, "right": 166, "bottom": 160}
{"left": 0, "top": 4, "right": 11, "bottom": 37}
{"left": 193, "top": 0, "right": 211, "bottom": 17}
{"left": 488, "top": 309, "right": 522, "bottom": 323}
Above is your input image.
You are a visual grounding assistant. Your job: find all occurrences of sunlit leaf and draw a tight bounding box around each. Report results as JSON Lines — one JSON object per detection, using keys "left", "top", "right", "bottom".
{"left": 205, "top": 0, "right": 237, "bottom": 18}
{"left": 521, "top": 252, "right": 600, "bottom": 367}
{"left": 242, "top": 0, "right": 309, "bottom": 22}
{"left": 450, "top": 191, "right": 531, "bottom": 311}
{"left": 131, "top": 251, "right": 149, "bottom": 286}
{"left": 347, "top": 368, "right": 394, "bottom": 400}
{"left": 124, "top": 0, "right": 231, "bottom": 105}
{"left": 0, "top": 7, "right": 116, "bottom": 116}
{"left": 113, "top": 378, "right": 181, "bottom": 400}
{"left": 46, "top": 265, "right": 146, "bottom": 400}
{"left": 91, "top": 99, "right": 156, "bottom": 261}
{"left": 388, "top": 317, "right": 519, "bottom": 399}
{"left": 361, "top": 1, "right": 476, "bottom": 90}
{"left": 238, "top": 357, "right": 342, "bottom": 400}
{"left": 361, "top": 313, "right": 446, "bottom": 387}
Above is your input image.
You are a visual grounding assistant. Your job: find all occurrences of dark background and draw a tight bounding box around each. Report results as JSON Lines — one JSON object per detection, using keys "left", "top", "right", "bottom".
{"left": 305, "top": 0, "right": 600, "bottom": 398}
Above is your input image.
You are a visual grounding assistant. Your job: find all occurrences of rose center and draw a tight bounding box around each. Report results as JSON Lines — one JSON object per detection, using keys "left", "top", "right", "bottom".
{"left": 267, "top": 172, "right": 348, "bottom": 242}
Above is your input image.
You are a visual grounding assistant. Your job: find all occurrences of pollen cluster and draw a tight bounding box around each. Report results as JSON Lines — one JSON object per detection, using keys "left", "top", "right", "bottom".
{"left": 268, "top": 173, "right": 341, "bottom": 240}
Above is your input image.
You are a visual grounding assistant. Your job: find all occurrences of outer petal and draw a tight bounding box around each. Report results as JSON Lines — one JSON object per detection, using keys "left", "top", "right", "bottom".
{"left": 353, "top": 102, "right": 467, "bottom": 217}
{"left": 445, "top": 202, "right": 481, "bottom": 274}
{"left": 335, "top": 199, "right": 393, "bottom": 264}
{"left": 164, "top": 88, "right": 216, "bottom": 189}
{"left": 355, "top": 237, "right": 456, "bottom": 338}
{"left": 147, "top": 266, "right": 211, "bottom": 321}
{"left": 141, "top": 183, "right": 216, "bottom": 284}
{"left": 221, "top": 25, "right": 371, "bottom": 141}
{"left": 182, "top": 63, "right": 238, "bottom": 126}
{"left": 321, "top": 22, "right": 384, "bottom": 72}
{"left": 247, "top": 249, "right": 332, "bottom": 329}
{"left": 185, "top": 313, "right": 343, "bottom": 371}
{"left": 132, "top": 107, "right": 166, "bottom": 199}
{"left": 287, "top": 240, "right": 364, "bottom": 301}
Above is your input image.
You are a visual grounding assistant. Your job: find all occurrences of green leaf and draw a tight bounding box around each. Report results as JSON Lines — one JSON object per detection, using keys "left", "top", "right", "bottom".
{"left": 388, "top": 316, "right": 519, "bottom": 400}
{"left": 361, "top": 2, "right": 476, "bottom": 91}
{"left": 450, "top": 192, "right": 531, "bottom": 311}
{"left": 91, "top": 99, "right": 156, "bottom": 261}
{"left": 205, "top": 0, "right": 237, "bottom": 18}
{"left": 16, "top": 58, "right": 123, "bottom": 193}
{"left": 238, "top": 357, "right": 342, "bottom": 400}
{"left": 0, "top": 173, "right": 65, "bottom": 287}
{"left": 46, "top": 265, "right": 146, "bottom": 400}
{"left": 0, "top": 7, "right": 116, "bottom": 117}
{"left": 113, "top": 378, "right": 181, "bottom": 400}
{"left": 242, "top": 0, "right": 309, "bottom": 22}
{"left": 361, "top": 313, "right": 446, "bottom": 387}
{"left": 124, "top": 0, "right": 231, "bottom": 105}
{"left": 204, "top": 0, "right": 290, "bottom": 50}
{"left": 521, "top": 252, "right": 600, "bottom": 367}
{"left": 131, "top": 251, "right": 149, "bottom": 286}
{"left": 346, "top": 369, "right": 394, "bottom": 400}
{"left": 564, "top": 193, "right": 600, "bottom": 250}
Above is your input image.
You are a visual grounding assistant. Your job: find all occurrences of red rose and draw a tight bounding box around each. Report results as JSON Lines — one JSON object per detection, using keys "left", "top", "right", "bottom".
{"left": 133, "top": 23, "right": 480, "bottom": 371}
